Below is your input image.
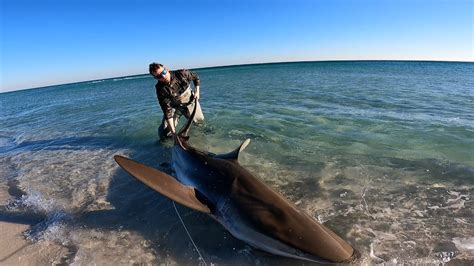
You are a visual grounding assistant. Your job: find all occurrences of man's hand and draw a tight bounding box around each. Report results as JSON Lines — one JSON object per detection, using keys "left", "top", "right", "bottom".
{"left": 166, "top": 118, "right": 176, "bottom": 136}
{"left": 172, "top": 132, "right": 179, "bottom": 143}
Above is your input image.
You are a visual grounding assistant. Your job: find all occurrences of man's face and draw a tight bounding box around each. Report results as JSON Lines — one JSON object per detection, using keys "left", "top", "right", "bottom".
{"left": 154, "top": 67, "right": 170, "bottom": 82}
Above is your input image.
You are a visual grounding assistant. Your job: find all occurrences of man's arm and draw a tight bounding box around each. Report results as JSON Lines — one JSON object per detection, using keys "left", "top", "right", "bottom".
{"left": 156, "top": 85, "right": 176, "bottom": 133}
{"left": 161, "top": 103, "right": 176, "bottom": 134}
{"left": 182, "top": 69, "right": 200, "bottom": 99}
{"left": 166, "top": 117, "right": 176, "bottom": 134}
{"left": 194, "top": 85, "right": 200, "bottom": 100}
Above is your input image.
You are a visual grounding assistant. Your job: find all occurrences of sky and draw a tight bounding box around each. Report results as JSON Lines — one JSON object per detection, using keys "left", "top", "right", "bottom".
{"left": 1, "top": 0, "right": 473, "bottom": 93}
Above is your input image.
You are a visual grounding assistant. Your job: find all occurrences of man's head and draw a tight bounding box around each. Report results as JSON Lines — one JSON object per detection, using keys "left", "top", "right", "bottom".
{"left": 149, "top": 62, "right": 170, "bottom": 82}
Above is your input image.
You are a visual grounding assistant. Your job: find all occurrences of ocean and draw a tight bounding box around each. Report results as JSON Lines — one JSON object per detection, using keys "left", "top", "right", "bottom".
{"left": 1, "top": 61, "right": 473, "bottom": 264}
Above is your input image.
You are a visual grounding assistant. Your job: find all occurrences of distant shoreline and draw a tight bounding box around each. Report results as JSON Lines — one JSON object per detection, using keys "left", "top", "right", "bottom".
{"left": 2, "top": 59, "right": 473, "bottom": 95}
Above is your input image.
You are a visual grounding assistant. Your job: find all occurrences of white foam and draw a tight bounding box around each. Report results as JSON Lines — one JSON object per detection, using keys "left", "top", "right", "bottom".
{"left": 369, "top": 242, "right": 384, "bottom": 263}
{"left": 16, "top": 190, "right": 71, "bottom": 244}
{"left": 453, "top": 237, "right": 474, "bottom": 254}
{"left": 448, "top": 190, "right": 461, "bottom": 197}
{"left": 21, "top": 189, "right": 60, "bottom": 213}
{"left": 112, "top": 76, "right": 148, "bottom": 82}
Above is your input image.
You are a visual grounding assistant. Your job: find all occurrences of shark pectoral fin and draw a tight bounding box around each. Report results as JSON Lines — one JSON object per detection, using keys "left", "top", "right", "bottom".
{"left": 215, "top": 138, "right": 251, "bottom": 160}
{"left": 114, "top": 155, "right": 211, "bottom": 213}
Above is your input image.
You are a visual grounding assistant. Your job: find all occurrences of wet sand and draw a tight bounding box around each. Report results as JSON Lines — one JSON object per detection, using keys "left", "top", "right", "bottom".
{"left": 0, "top": 184, "right": 72, "bottom": 265}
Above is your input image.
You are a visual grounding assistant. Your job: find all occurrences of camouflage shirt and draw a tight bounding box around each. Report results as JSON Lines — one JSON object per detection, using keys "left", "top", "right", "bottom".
{"left": 155, "top": 69, "right": 200, "bottom": 120}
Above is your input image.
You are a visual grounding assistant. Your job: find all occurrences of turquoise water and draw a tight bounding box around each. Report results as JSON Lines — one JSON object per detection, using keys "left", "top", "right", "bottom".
{"left": 1, "top": 61, "right": 473, "bottom": 264}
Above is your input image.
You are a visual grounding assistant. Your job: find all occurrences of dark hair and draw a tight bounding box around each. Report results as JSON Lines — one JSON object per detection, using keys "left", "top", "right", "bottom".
{"left": 149, "top": 62, "right": 163, "bottom": 75}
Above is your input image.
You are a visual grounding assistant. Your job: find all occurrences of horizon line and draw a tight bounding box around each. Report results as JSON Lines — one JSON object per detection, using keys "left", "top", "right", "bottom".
{"left": 2, "top": 59, "right": 473, "bottom": 95}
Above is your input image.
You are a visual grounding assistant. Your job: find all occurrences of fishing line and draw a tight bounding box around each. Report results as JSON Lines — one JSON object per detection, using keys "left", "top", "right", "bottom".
{"left": 173, "top": 202, "right": 208, "bottom": 266}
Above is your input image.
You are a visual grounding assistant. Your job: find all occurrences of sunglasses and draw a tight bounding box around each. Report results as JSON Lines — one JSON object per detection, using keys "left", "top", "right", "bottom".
{"left": 155, "top": 69, "right": 168, "bottom": 79}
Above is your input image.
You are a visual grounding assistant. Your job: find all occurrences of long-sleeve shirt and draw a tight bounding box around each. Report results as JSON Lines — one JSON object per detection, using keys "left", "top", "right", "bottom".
{"left": 155, "top": 69, "right": 200, "bottom": 120}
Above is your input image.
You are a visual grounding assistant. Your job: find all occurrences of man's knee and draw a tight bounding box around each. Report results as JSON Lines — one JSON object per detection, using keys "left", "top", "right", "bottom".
{"left": 158, "top": 119, "right": 173, "bottom": 140}
{"left": 193, "top": 115, "right": 204, "bottom": 123}
{"left": 193, "top": 103, "right": 205, "bottom": 122}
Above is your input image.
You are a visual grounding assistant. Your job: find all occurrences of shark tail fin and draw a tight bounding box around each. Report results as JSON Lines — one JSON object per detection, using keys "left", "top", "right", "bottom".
{"left": 114, "top": 155, "right": 211, "bottom": 213}
{"left": 215, "top": 138, "right": 251, "bottom": 160}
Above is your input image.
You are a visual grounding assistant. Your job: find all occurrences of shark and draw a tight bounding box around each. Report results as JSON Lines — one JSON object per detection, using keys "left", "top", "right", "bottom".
{"left": 114, "top": 102, "right": 359, "bottom": 263}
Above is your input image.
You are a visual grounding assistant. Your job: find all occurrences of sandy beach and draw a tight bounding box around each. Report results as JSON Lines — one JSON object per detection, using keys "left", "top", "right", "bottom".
{"left": 0, "top": 183, "right": 72, "bottom": 265}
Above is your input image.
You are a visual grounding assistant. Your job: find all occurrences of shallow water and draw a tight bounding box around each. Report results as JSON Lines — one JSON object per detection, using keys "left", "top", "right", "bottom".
{"left": 1, "top": 61, "right": 473, "bottom": 264}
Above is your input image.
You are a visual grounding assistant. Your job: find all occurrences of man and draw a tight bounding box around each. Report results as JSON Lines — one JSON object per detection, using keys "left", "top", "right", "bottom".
{"left": 149, "top": 62, "right": 204, "bottom": 139}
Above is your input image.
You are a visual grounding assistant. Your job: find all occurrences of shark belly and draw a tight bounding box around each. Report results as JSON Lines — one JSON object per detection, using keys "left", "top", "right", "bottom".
{"left": 215, "top": 199, "right": 329, "bottom": 263}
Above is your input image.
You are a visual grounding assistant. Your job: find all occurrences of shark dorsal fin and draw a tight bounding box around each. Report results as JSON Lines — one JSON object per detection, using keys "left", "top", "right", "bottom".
{"left": 215, "top": 139, "right": 251, "bottom": 161}
{"left": 114, "top": 155, "right": 211, "bottom": 213}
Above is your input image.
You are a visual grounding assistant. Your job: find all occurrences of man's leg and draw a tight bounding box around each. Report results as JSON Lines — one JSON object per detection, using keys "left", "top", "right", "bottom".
{"left": 158, "top": 109, "right": 180, "bottom": 140}
{"left": 173, "top": 110, "right": 181, "bottom": 130}
{"left": 191, "top": 101, "right": 204, "bottom": 123}
{"left": 158, "top": 117, "right": 172, "bottom": 140}
{"left": 176, "top": 87, "right": 204, "bottom": 123}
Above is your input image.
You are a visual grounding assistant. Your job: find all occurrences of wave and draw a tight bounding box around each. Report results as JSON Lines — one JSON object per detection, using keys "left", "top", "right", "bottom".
{"left": 112, "top": 76, "right": 148, "bottom": 82}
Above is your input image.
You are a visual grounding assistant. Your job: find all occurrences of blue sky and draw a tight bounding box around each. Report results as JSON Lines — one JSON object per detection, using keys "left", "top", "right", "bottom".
{"left": 1, "top": 0, "right": 473, "bottom": 92}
